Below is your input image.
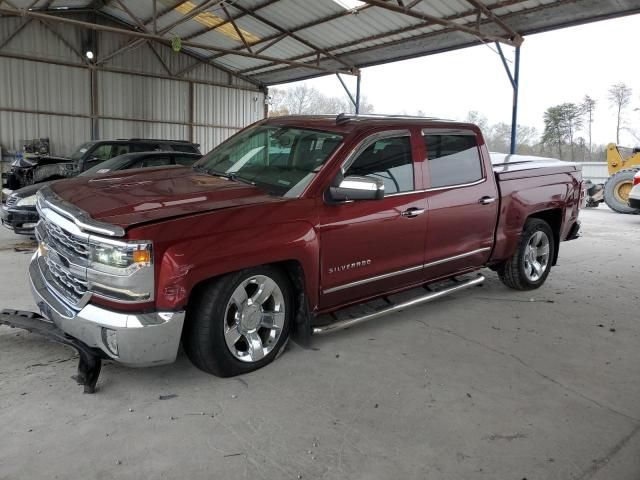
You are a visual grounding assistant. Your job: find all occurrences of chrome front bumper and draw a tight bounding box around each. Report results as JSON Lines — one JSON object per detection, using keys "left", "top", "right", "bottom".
{"left": 29, "top": 252, "right": 185, "bottom": 367}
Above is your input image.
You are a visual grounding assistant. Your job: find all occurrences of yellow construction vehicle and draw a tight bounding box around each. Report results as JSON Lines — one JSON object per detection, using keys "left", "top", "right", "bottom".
{"left": 585, "top": 143, "right": 640, "bottom": 213}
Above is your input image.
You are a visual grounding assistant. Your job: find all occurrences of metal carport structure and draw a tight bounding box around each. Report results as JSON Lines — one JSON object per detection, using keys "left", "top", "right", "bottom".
{"left": 2, "top": 0, "right": 640, "bottom": 154}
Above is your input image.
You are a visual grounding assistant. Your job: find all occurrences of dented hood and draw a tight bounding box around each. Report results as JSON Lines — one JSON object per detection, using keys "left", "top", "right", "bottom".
{"left": 50, "top": 166, "right": 282, "bottom": 230}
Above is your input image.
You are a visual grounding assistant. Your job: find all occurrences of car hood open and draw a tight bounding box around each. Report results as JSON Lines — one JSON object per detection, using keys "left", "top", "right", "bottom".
{"left": 50, "top": 167, "right": 283, "bottom": 230}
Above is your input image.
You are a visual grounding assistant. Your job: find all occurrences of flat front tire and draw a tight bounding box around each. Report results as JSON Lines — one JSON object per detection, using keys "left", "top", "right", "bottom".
{"left": 183, "top": 266, "right": 293, "bottom": 377}
{"left": 498, "top": 218, "right": 555, "bottom": 291}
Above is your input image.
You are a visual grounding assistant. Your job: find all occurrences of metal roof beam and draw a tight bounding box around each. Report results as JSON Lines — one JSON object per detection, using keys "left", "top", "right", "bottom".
{"left": 0, "top": 17, "right": 32, "bottom": 51}
{"left": 241, "top": 0, "right": 527, "bottom": 76}
{"left": 464, "top": 0, "right": 522, "bottom": 44}
{"left": 181, "top": 0, "right": 280, "bottom": 42}
{"left": 0, "top": 6, "right": 356, "bottom": 76}
{"left": 221, "top": 3, "right": 253, "bottom": 53}
{"left": 93, "top": 9, "right": 262, "bottom": 86}
{"left": 100, "top": 0, "right": 222, "bottom": 66}
{"left": 194, "top": 2, "right": 373, "bottom": 76}
{"left": 228, "top": 2, "right": 355, "bottom": 71}
{"left": 360, "top": 0, "right": 521, "bottom": 47}
{"left": 0, "top": 0, "right": 50, "bottom": 51}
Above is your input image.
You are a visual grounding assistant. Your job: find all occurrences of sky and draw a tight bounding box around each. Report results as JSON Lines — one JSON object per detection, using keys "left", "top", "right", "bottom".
{"left": 274, "top": 13, "right": 640, "bottom": 147}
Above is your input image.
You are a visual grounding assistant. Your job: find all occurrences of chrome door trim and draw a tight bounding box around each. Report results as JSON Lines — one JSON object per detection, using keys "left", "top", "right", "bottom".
{"left": 425, "top": 177, "right": 487, "bottom": 192}
{"left": 384, "top": 178, "right": 488, "bottom": 197}
{"left": 322, "top": 247, "right": 492, "bottom": 295}
{"left": 423, "top": 247, "right": 491, "bottom": 268}
{"left": 322, "top": 264, "right": 423, "bottom": 295}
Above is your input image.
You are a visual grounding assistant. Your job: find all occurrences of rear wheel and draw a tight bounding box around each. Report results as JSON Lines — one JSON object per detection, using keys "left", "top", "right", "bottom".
{"left": 603, "top": 168, "right": 640, "bottom": 214}
{"left": 498, "top": 218, "right": 555, "bottom": 291}
{"left": 183, "top": 266, "right": 292, "bottom": 377}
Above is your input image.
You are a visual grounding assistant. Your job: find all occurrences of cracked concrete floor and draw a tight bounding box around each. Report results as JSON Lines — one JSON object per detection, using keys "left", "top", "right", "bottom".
{"left": 1, "top": 206, "right": 639, "bottom": 480}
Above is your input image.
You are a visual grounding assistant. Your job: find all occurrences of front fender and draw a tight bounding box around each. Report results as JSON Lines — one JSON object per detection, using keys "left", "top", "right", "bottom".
{"left": 154, "top": 220, "right": 320, "bottom": 311}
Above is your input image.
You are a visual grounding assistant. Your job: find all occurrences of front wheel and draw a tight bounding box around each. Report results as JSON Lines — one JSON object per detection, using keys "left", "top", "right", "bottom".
{"left": 498, "top": 218, "right": 555, "bottom": 290}
{"left": 183, "top": 266, "right": 293, "bottom": 377}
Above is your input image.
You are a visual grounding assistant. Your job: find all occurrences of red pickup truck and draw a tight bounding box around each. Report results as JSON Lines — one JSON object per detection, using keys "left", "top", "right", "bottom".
{"left": 1, "top": 114, "right": 583, "bottom": 392}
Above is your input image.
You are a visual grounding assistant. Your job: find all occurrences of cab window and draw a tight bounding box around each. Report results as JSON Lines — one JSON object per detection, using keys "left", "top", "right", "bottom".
{"left": 345, "top": 135, "right": 414, "bottom": 194}
{"left": 423, "top": 134, "right": 483, "bottom": 188}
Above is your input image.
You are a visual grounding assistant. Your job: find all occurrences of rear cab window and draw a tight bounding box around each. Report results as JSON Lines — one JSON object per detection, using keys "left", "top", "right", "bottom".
{"left": 423, "top": 131, "right": 484, "bottom": 188}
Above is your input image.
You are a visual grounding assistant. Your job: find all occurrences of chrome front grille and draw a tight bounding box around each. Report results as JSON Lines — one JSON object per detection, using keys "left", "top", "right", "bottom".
{"left": 44, "top": 255, "right": 88, "bottom": 305}
{"left": 36, "top": 216, "right": 91, "bottom": 308}
{"left": 41, "top": 217, "right": 90, "bottom": 258}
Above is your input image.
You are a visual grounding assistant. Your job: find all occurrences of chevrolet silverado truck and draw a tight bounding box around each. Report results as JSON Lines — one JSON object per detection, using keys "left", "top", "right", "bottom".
{"left": 0, "top": 114, "right": 583, "bottom": 392}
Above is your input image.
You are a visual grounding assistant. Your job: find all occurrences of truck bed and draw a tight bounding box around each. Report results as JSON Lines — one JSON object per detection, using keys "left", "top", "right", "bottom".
{"left": 490, "top": 153, "right": 582, "bottom": 264}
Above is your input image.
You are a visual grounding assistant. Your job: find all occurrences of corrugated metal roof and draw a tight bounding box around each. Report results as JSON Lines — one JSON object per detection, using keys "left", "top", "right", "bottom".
{"left": 4, "top": 0, "right": 640, "bottom": 85}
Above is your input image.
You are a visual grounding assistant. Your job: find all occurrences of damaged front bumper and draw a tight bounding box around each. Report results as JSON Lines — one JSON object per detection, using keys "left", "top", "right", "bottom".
{"left": 28, "top": 253, "right": 186, "bottom": 368}
{"left": 1, "top": 253, "right": 186, "bottom": 392}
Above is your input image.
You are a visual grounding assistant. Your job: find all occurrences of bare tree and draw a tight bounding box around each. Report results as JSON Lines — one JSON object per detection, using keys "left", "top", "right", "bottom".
{"left": 268, "top": 86, "right": 374, "bottom": 116}
{"left": 581, "top": 95, "right": 596, "bottom": 160}
{"left": 608, "top": 82, "right": 632, "bottom": 144}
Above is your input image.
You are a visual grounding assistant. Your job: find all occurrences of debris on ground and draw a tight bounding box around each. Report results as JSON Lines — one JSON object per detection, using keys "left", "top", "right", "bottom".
{"left": 159, "top": 394, "right": 178, "bottom": 400}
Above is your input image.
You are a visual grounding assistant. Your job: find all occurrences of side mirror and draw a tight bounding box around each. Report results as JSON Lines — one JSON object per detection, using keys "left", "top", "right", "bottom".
{"left": 328, "top": 175, "right": 384, "bottom": 202}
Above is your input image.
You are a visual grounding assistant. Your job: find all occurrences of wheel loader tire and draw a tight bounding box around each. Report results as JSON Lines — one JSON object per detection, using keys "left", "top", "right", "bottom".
{"left": 603, "top": 168, "right": 640, "bottom": 214}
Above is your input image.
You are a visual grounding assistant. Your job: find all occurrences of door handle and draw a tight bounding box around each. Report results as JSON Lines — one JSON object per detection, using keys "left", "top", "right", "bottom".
{"left": 401, "top": 207, "right": 425, "bottom": 218}
{"left": 479, "top": 196, "right": 496, "bottom": 205}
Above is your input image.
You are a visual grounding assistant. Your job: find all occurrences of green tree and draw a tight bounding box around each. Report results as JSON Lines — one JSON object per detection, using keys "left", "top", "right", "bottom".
{"left": 581, "top": 95, "right": 596, "bottom": 160}
{"left": 608, "top": 82, "right": 632, "bottom": 144}
{"left": 541, "top": 103, "right": 583, "bottom": 160}
{"left": 542, "top": 105, "right": 568, "bottom": 158}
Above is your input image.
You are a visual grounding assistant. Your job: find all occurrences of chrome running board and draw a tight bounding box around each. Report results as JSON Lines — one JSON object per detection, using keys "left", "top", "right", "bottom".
{"left": 312, "top": 274, "right": 485, "bottom": 335}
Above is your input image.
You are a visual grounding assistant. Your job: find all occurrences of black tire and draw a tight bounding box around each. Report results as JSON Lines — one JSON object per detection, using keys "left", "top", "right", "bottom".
{"left": 183, "top": 266, "right": 293, "bottom": 377}
{"left": 498, "top": 218, "right": 555, "bottom": 291}
{"left": 603, "top": 168, "right": 640, "bottom": 214}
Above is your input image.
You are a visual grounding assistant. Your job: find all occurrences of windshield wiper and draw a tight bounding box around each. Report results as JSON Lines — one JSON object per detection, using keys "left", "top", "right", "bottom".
{"left": 193, "top": 165, "right": 255, "bottom": 186}
{"left": 228, "top": 172, "right": 255, "bottom": 186}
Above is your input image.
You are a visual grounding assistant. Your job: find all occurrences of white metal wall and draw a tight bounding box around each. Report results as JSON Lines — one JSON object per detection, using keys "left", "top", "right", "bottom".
{"left": 576, "top": 162, "right": 609, "bottom": 183}
{"left": 0, "top": 16, "right": 264, "bottom": 158}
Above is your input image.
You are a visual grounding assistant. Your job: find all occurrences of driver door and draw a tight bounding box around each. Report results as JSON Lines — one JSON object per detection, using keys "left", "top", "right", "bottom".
{"left": 318, "top": 130, "right": 428, "bottom": 309}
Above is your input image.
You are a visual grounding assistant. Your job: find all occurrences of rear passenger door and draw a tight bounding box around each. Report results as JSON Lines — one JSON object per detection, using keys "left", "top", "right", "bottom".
{"left": 422, "top": 129, "right": 498, "bottom": 281}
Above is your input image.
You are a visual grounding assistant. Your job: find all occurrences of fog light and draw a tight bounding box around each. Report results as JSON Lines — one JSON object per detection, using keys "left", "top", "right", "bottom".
{"left": 22, "top": 222, "right": 37, "bottom": 228}
{"left": 102, "top": 328, "right": 118, "bottom": 356}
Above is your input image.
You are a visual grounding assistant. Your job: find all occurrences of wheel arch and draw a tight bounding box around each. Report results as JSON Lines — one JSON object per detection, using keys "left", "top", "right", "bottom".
{"left": 185, "top": 259, "right": 312, "bottom": 346}
{"left": 527, "top": 208, "right": 562, "bottom": 266}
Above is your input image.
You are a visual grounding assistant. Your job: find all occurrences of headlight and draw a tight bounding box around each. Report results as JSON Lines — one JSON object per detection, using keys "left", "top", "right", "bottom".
{"left": 16, "top": 195, "right": 37, "bottom": 207}
{"left": 89, "top": 241, "right": 152, "bottom": 269}
{"left": 86, "top": 240, "right": 154, "bottom": 303}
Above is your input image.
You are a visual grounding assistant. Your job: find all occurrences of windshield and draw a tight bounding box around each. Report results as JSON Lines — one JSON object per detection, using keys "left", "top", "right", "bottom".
{"left": 69, "top": 142, "right": 94, "bottom": 161}
{"left": 194, "top": 125, "right": 343, "bottom": 197}
{"left": 79, "top": 156, "right": 131, "bottom": 176}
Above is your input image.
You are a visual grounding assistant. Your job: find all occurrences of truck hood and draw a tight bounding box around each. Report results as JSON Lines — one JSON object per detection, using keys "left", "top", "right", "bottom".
{"left": 50, "top": 167, "right": 284, "bottom": 229}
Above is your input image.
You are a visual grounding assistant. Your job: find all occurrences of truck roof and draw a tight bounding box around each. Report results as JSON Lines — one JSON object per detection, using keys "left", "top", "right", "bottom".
{"left": 264, "top": 114, "right": 481, "bottom": 135}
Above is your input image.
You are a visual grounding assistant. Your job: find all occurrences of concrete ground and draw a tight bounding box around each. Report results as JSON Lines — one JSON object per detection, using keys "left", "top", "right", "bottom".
{"left": 0, "top": 206, "right": 639, "bottom": 480}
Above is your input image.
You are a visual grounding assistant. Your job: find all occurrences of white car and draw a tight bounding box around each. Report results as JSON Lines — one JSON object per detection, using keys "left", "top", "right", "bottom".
{"left": 629, "top": 170, "right": 640, "bottom": 210}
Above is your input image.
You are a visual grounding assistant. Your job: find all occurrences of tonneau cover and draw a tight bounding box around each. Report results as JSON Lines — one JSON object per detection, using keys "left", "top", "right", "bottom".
{"left": 490, "top": 153, "right": 581, "bottom": 180}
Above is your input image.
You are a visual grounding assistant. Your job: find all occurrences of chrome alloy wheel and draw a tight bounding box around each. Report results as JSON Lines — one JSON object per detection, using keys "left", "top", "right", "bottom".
{"left": 523, "top": 230, "right": 550, "bottom": 282}
{"left": 223, "top": 275, "right": 286, "bottom": 363}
